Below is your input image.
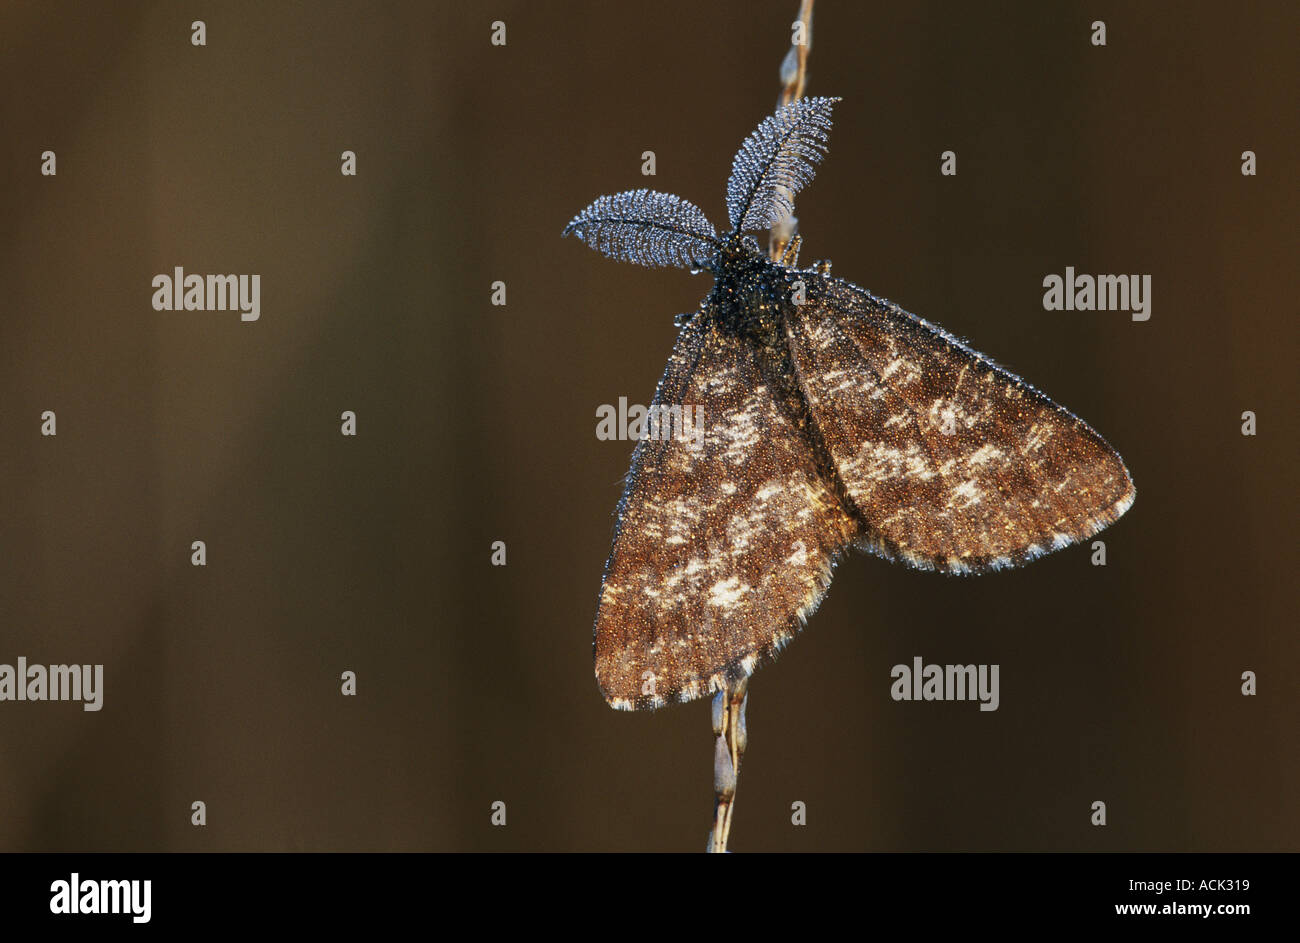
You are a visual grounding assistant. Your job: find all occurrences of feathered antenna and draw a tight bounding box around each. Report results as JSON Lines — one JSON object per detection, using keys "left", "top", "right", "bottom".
{"left": 725, "top": 95, "right": 838, "bottom": 236}
{"left": 562, "top": 189, "right": 721, "bottom": 268}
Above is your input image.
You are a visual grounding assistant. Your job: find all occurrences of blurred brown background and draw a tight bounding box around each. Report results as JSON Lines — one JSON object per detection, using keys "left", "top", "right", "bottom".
{"left": 0, "top": 0, "right": 1295, "bottom": 852}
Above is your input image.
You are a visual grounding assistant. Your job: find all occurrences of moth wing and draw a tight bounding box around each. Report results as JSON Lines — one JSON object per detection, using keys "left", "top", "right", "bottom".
{"left": 594, "top": 313, "right": 861, "bottom": 710}
{"left": 782, "top": 275, "right": 1135, "bottom": 573}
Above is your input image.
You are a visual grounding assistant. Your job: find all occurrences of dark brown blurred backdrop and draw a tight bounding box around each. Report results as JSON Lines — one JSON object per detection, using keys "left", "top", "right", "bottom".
{"left": 0, "top": 1, "right": 1295, "bottom": 851}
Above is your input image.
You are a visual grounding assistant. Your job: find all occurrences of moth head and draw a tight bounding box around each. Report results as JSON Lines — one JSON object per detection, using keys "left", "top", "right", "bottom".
{"left": 717, "top": 233, "right": 764, "bottom": 265}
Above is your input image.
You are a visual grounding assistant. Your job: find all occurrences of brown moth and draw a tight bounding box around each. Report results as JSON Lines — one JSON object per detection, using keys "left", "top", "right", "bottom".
{"left": 564, "top": 97, "right": 1135, "bottom": 710}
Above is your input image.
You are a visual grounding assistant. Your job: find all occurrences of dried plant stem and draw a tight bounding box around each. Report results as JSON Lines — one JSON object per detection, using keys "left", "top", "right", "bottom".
{"left": 707, "top": 678, "right": 748, "bottom": 852}
{"left": 769, "top": 0, "right": 817, "bottom": 262}
{"left": 779, "top": 0, "right": 816, "bottom": 107}
{"left": 706, "top": 0, "right": 817, "bottom": 856}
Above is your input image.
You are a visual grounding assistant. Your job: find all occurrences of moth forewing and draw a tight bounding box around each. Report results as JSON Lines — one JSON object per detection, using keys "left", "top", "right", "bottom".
{"left": 780, "top": 273, "right": 1135, "bottom": 573}
{"left": 592, "top": 304, "right": 860, "bottom": 709}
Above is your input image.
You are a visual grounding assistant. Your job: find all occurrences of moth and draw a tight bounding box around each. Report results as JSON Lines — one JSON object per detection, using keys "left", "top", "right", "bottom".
{"left": 564, "top": 97, "right": 1135, "bottom": 711}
